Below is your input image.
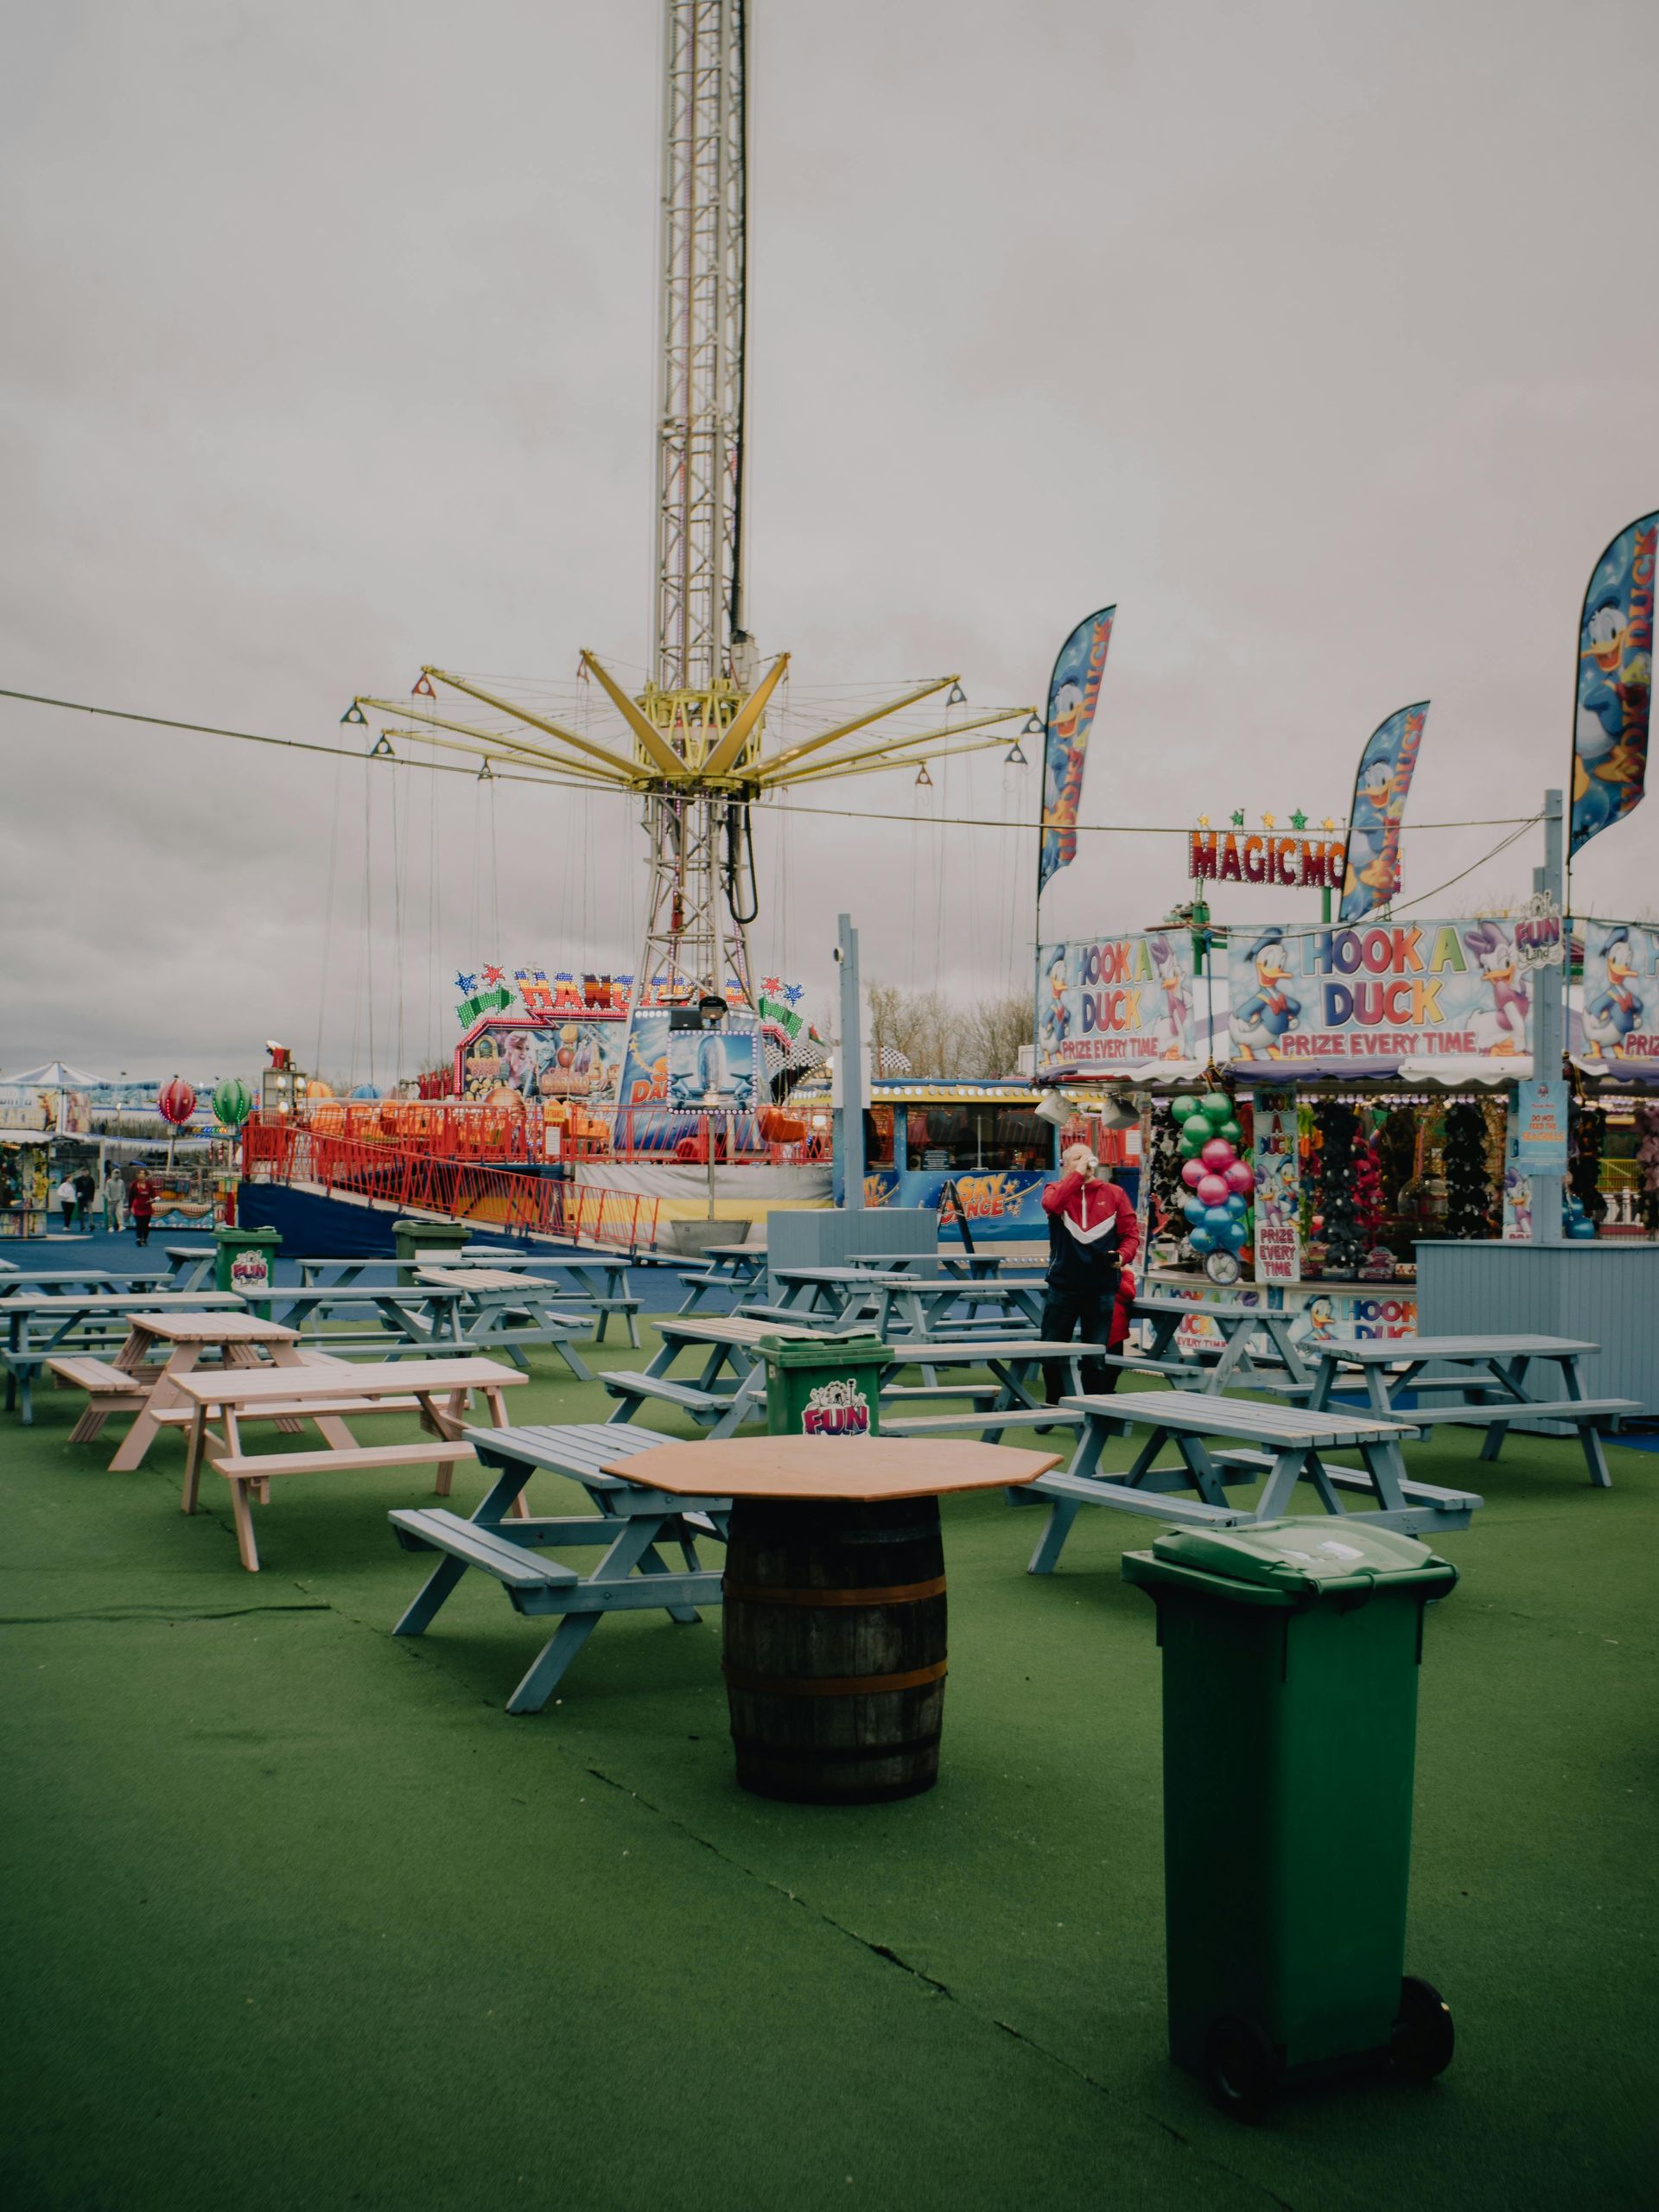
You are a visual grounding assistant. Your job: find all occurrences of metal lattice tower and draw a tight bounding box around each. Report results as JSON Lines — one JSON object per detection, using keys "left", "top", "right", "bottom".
{"left": 353, "top": 1, "right": 1037, "bottom": 1028}
{"left": 655, "top": 0, "right": 748, "bottom": 697}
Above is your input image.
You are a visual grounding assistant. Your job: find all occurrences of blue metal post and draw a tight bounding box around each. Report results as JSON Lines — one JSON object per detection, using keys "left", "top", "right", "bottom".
{"left": 837, "top": 912, "right": 865, "bottom": 1210}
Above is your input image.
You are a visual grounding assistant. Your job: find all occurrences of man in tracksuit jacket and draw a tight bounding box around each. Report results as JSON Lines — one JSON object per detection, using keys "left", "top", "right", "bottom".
{"left": 1040, "top": 1142, "right": 1141, "bottom": 1405}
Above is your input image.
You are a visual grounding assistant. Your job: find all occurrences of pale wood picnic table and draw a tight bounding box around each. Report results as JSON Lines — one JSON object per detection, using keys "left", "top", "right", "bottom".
{"left": 174, "top": 1356, "right": 527, "bottom": 1572}
{"left": 1022, "top": 1389, "right": 1483, "bottom": 1574}
{"left": 47, "top": 1308, "right": 312, "bottom": 1467}
{"left": 1304, "top": 1333, "right": 1639, "bottom": 1488}
{"left": 3, "top": 1290, "right": 245, "bottom": 1424}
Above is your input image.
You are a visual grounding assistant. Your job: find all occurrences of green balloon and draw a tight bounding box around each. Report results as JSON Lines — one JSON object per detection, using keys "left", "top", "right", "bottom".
{"left": 1169, "top": 1097, "right": 1200, "bottom": 1122}
{"left": 212, "top": 1077, "right": 253, "bottom": 1131}
{"left": 1200, "top": 1091, "right": 1233, "bottom": 1122}
{"left": 1216, "top": 1119, "right": 1243, "bottom": 1145}
{"left": 1179, "top": 1132, "right": 1206, "bottom": 1158}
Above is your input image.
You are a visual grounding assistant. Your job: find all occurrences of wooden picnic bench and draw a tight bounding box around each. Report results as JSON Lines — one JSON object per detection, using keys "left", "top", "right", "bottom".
{"left": 1022, "top": 1389, "right": 1483, "bottom": 1574}
{"left": 47, "top": 1308, "right": 317, "bottom": 1465}
{"left": 1305, "top": 1334, "right": 1640, "bottom": 1489}
{"left": 174, "top": 1357, "right": 526, "bottom": 1572}
{"left": 391, "top": 1422, "right": 729, "bottom": 1712}
{"left": 3, "top": 1291, "right": 245, "bottom": 1424}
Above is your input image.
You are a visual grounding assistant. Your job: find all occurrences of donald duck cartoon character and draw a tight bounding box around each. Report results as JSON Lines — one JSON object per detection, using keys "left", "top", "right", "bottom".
{"left": 1583, "top": 925, "right": 1643, "bottom": 1058}
{"left": 1462, "top": 921, "right": 1529, "bottom": 1054}
{"left": 1572, "top": 526, "right": 1653, "bottom": 851}
{"left": 1039, "top": 954, "right": 1071, "bottom": 1052}
{"left": 1231, "top": 930, "right": 1301, "bottom": 1058}
{"left": 1342, "top": 739, "right": 1399, "bottom": 919}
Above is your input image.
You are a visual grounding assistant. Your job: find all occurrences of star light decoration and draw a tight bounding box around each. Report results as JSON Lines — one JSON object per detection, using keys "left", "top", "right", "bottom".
{"left": 1291, "top": 810, "right": 1308, "bottom": 831}
{"left": 1230, "top": 808, "right": 1246, "bottom": 828}
{"left": 1262, "top": 812, "right": 1277, "bottom": 830}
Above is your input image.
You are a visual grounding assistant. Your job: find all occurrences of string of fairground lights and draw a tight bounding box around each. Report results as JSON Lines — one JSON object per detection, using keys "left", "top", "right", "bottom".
{"left": 1, "top": 685, "right": 1544, "bottom": 839}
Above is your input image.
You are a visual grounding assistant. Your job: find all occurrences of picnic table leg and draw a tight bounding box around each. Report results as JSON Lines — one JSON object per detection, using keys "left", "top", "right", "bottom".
{"left": 552, "top": 1336, "right": 594, "bottom": 1383}
{"left": 1206, "top": 1318, "right": 1256, "bottom": 1392}
{"left": 226, "top": 1477, "right": 261, "bottom": 1570}
{"left": 109, "top": 1339, "right": 200, "bottom": 1470}
{"left": 181, "top": 1406, "right": 209, "bottom": 1513}
{"left": 393, "top": 1551, "right": 472, "bottom": 1636}
{"left": 1552, "top": 1355, "right": 1614, "bottom": 1487}
{"left": 1027, "top": 1497, "right": 1082, "bottom": 1575}
{"left": 422, "top": 1390, "right": 469, "bottom": 1497}
{"left": 506, "top": 1616, "right": 601, "bottom": 1713}
{"left": 1251, "top": 1445, "right": 1314, "bottom": 1521}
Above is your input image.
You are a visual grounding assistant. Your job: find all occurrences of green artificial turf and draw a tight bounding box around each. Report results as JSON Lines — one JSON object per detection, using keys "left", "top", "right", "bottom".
{"left": 1, "top": 1336, "right": 1655, "bottom": 2211}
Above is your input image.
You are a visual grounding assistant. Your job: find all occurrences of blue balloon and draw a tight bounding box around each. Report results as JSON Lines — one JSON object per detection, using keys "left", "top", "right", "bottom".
{"left": 1188, "top": 1227, "right": 1217, "bottom": 1253}
{"left": 1182, "top": 1195, "right": 1206, "bottom": 1224}
{"left": 1220, "top": 1222, "right": 1247, "bottom": 1249}
{"left": 1225, "top": 1192, "right": 1248, "bottom": 1216}
{"left": 1203, "top": 1205, "right": 1233, "bottom": 1230}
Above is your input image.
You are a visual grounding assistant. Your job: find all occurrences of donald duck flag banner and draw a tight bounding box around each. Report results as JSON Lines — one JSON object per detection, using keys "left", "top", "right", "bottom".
{"left": 1570, "top": 512, "right": 1656, "bottom": 856}
{"left": 1038, "top": 606, "right": 1115, "bottom": 893}
{"left": 1338, "top": 702, "right": 1428, "bottom": 923}
{"left": 1578, "top": 920, "right": 1659, "bottom": 1065}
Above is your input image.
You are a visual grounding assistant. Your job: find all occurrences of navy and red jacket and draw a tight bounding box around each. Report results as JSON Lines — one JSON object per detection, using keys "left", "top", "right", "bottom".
{"left": 1041, "top": 1171, "right": 1140, "bottom": 1293}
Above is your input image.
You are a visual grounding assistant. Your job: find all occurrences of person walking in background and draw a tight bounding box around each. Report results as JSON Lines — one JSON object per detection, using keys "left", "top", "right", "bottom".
{"left": 127, "top": 1173, "right": 156, "bottom": 1248}
{"left": 54, "top": 1173, "right": 78, "bottom": 1232}
{"left": 73, "top": 1168, "right": 95, "bottom": 1230}
{"left": 1039, "top": 1141, "right": 1140, "bottom": 1413}
{"left": 104, "top": 1164, "right": 126, "bottom": 1231}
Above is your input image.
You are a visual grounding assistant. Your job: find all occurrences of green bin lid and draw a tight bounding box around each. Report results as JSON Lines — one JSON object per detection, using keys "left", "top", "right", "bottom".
{"left": 759, "top": 1333, "right": 890, "bottom": 1367}
{"left": 1122, "top": 1516, "right": 1458, "bottom": 1605}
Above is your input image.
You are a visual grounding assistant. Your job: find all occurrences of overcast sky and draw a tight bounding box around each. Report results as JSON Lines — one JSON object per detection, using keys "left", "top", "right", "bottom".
{"left": 3, "top": 0, "right": 1655, "bottom": 1083}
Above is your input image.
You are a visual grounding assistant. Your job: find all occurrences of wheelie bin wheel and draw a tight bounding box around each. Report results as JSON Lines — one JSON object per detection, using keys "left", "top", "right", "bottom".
{"left": 1390, "top": 1974, "right": 1454, "bottom": 2083}
{"left": 1203, "top": 2016, "right": 1281, "bottom": 2120}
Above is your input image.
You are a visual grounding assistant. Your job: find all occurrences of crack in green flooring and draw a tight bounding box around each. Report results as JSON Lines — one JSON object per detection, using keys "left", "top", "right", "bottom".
{"left": 2, "top": 1342, "right": 1654, "bottom": 2210}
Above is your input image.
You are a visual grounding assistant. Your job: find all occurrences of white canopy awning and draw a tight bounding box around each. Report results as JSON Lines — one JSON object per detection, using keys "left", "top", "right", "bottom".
{"left": 2, "top": 1060, "right": 111, "bottom": 1088}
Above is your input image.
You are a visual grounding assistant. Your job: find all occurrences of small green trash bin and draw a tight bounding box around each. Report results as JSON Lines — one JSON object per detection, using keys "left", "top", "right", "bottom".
{"left": 392, "top": 1217, "right": 472, "bottom": 1285}
{"left": 214, "top": 1224, "right": 281, "bottom": 1316}
{"left": 1122, "top": 1518, "right": 1459, "bottom": 2117}
{"left": 759, "top": 1334, "right": 890, "bottom": 1437}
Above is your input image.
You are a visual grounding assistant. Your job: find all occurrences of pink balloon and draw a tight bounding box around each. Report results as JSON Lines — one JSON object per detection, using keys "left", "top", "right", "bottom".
{"left": 1200, "top": 1138, "right": 1235, "bottom": 1172}
{"left": 1224, "top": 1160, "right": 1254, "bottom": 1196}
{"left": 1196, "top": 1173, "right": 1229, "bottom": 1206}
{"left": 1180, "top": 1159, "right": 1207, "bottom": 1190}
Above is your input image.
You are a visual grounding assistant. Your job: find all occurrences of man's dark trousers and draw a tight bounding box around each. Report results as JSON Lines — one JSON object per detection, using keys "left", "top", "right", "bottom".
{"left": 1040, "top": 1282, "right": 1116, "bottom": 1402}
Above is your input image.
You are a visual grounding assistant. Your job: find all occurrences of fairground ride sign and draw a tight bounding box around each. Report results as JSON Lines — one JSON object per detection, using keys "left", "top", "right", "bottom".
{"left": 1189, "top": 828, "right": 1348, "bottom": 890}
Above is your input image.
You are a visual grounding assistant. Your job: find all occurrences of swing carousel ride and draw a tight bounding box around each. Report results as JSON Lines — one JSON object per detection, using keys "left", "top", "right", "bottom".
{"left": 340, "top": 1, "right": 1037, "bottom": 1190}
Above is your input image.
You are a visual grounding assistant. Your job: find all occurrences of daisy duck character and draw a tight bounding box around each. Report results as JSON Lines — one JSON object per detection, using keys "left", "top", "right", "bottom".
{"left": 1230, "top": 929, "right": 1301, "bottom": 1059}
{"left": 1462, "top": 921, "right": 1529, "bottom": 1054}
{"left": 1147, "top": 934, "right": 1190, "bottom": 1058}
{"left": 1583, "top": 925, "right": 1643, "bottom": 1058}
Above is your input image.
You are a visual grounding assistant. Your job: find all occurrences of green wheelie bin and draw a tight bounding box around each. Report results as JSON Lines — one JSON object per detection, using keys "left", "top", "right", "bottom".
{"left": 213, "top": 1224, "right": 281, "bottom": 1318}
{"left": 1122, "top": 1518, "right": 1459, "bottom": 2119}
{"left": 758, "top": 1334, "right": 890, "bottom": 1437}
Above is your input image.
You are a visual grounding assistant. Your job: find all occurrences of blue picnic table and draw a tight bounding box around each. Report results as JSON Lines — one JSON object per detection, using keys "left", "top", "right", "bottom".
{"left": 1109, "top": 1293, "right": 1315, "bottom": 1396}
{"left": 1305, "top": 1334, "right": 1640, "bottom": 1489}
{"left": 673, "top": 1248, "right": 769, "bottom": 1314}
{"left": 390, "top": 1422, "right": 729, "bottom": 1711}
{"left": 601, "top": 1313, "right": 840, "bottom": 1435}
{"left": 249, "top": 1281, "right": 596, "bottom": 1380}
{"left": 1021, "top": 1389, "right": 1484, "bottom": 1573}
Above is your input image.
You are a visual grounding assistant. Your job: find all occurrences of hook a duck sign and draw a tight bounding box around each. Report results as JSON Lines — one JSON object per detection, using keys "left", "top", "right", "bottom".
{"left": 1036, "top": 932, "right": 1199, "bottom": 1075}
{"left": 1227, "top": 918, "right": 1536, "bottom": 1071}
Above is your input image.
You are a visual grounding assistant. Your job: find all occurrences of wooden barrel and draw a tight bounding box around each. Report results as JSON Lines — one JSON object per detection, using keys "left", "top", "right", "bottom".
{"left": 721, "top": 1495, "right": 947, "bottom": 1804}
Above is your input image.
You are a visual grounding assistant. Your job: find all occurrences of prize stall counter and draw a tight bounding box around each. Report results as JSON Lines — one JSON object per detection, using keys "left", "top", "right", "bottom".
{"left": 0, "top": 1137, "right": 50, "bottom": 1237}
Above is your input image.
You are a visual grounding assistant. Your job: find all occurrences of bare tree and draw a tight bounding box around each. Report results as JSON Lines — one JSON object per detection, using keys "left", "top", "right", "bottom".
{"left": 867, "top": 982, "right": 1033, "bottom": 1080}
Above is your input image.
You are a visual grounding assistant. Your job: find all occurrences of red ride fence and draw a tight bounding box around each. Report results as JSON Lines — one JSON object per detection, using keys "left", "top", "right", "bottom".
{"left": 242, "top": 1122, "right": 662, "bottom": 1250}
